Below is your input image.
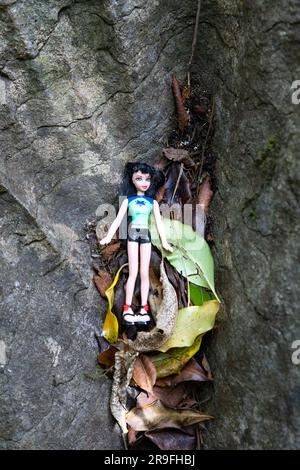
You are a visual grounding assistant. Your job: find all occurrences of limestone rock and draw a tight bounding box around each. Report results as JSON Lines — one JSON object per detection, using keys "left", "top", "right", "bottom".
{"left": 192, "top": 0, "right": 300, "bottom": 450}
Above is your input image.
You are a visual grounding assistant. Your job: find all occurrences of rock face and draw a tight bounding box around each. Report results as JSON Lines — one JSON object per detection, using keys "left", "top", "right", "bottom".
{"left": 0, "top": 0, "right": 198, "bottom": 449}
{"left": 0, "top": 188, "right": 119, "bottom": 449}
{"left": 191, "top": 0, "right": 300, "bottom": 450}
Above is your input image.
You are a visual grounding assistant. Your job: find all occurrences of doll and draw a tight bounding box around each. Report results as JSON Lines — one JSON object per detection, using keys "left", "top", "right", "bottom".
{"left": 99, "top": 161, "right": 173, "bottom": 328}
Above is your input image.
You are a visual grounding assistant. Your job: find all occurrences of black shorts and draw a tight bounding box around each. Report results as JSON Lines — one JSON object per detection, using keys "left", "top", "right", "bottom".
{"left": 127, "top": 226, "right": 151, "bottom": 244}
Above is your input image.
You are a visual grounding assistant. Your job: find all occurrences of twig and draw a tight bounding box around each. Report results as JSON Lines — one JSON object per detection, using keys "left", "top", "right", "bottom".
{"left": 191, "top": 121, "right": 198, "bottom": 142}
{"left": 122, "top": 433, "right": 128, "bottom": 450}
{"left": 170, "top": 162, "right": 184, "bottom": 206}
{"left": 196, "top": 96, "right": 215, "bottom": 184}
{"left": 94, "top": 331, "right": 103, "bottom": 352}
{"left": 187, "top": 0, "right": 202, "bottom": 88}
{"left": 196, "top": 425, "right": 202, "bottom": 449}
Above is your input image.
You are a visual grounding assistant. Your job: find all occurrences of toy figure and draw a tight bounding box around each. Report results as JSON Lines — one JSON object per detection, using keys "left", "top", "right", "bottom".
{"left": 99, "top": 161, "right": 173, "bottom": 328}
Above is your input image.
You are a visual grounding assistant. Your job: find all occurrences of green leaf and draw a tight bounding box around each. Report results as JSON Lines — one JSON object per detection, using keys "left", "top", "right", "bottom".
{"left": 151, "top": 335, "right": 203, "bottom": 378}
{"left": 189, "top": 283, "right": 214, "bottom": 305}
{"left": 149, "top": 216, "right": 220, "bottom": 302}
{"left": 157, "top": 301, "right": 220, "bottom": 352}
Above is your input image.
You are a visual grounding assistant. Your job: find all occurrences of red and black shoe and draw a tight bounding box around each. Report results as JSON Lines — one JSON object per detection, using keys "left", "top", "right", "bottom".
{"left": 122, "top": 304, "right": 136, "bottom": 326}
{"left": 135, "top": 304, "right": 151, "bottom": 327}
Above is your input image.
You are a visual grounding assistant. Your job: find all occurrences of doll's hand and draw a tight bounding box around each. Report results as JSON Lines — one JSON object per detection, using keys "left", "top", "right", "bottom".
{"left": 162, "top": 241, "right": 173, "bottom": 252}
{"left": 99, "top": 235, "right": 112, "bottom": 245}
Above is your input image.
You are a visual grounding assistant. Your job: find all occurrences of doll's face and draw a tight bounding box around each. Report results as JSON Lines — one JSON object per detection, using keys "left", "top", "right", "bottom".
{"left": 132, "top": 171, "right": 151, "bottom": 192}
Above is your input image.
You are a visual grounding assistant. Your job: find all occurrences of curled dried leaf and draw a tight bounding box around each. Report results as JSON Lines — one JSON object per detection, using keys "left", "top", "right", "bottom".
{"left": 171, "top": 73, "right": 190, "bottom": 132}
{"left": 197, "top": 174, "right": 214, "bottom": 214}
{"left": 110, "top": 349, "right": 139, "bottom": 435}
{"left": 126, "top": 399, "right": 214, "bottom": 432}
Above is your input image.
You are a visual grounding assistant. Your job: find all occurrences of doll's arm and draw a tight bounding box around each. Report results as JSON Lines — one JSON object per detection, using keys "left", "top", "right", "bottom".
{"left": 99, "top": 198, "right": 128, "bottom": 245}
{"left": 153, "top": 200, "right": 173, "bottom": 252}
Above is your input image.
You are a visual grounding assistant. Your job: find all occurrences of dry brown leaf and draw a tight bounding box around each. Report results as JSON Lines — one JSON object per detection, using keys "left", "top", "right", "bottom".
{"left": 177, "top": 397, "right": 199, "bottom": 409}
{"left": 97, "top": 345, "right": 118, "bottom": 369}
{"left": 132, "top": 354, "right": 157, "bottom": 393}
{"left": 155, "top": 156, "right": 169, "bottom": 171}
{"left": 164, "top": 163, "right": 192, "bottom": 205}
{"left": 145, "top": 428, "right": 196, "bottom": 450}
{"left": 171, "top": 73, "right": 189, "bottom": 132}
{"left": 93, "top": 271, "right": 113, "bottom": 297}
{"left": 201, "top": 354, "right": 213, "bottom": 380}
{"left": 127, "top": 425, "right": 139, "bottom": 446}
{"left": 155, "top": 358, "right": 212, "bottom": 387}
{"left": 152, "top": 384, "right": 189, "bottom": 408}
{"left": 197, "top": 174, "right": 213, "bottom": 214}
{"left": 101, "top": 241, "right": 121, "bottom": 262}
{"left": 156, "top": 184, "right": 166, "bottom": 204}
{"left": 126, "top": 399, "right": 214, "bottom": 431}
{"left": 137, "top": 383, "right": 189, "bottom": 409}
{"left": 186, "top": 195, "right": 206, "bottom": 237}
{"left": 162, "top": 148, "right": 195, "bottom": 168}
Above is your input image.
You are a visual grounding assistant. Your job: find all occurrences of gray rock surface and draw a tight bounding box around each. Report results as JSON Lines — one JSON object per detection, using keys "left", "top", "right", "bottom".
{"left": 0, "top": 187, "right": 119, "bottom": 449}
{"left": 192, "top": 0, "right": 300, "bottom": 449}
{"left": 0, "top": 0, "right": 198, "bottom": 449}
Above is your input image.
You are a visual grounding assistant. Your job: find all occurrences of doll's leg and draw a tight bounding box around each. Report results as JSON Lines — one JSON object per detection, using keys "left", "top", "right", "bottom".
{"left": 136, "top": 242, "right": 151, "bottom": 324}
{"left": 139, "top": 242, "right": 151, "bottom": 305}
{"left": 140, "top": 243, "right": 151, "bottom": 305}
{"left": 125, "top": 240, "right": 139, "bottom": 306}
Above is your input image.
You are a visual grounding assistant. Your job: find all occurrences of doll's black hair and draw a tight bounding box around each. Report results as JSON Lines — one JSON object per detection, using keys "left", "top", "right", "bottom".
{"left": 119, "top": 161, "right": 165, "bottom": 199}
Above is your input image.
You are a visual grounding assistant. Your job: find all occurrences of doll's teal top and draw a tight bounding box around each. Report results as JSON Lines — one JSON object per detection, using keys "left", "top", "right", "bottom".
{"left": 127, "top": 195, "right": 154, "bottom": 229}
